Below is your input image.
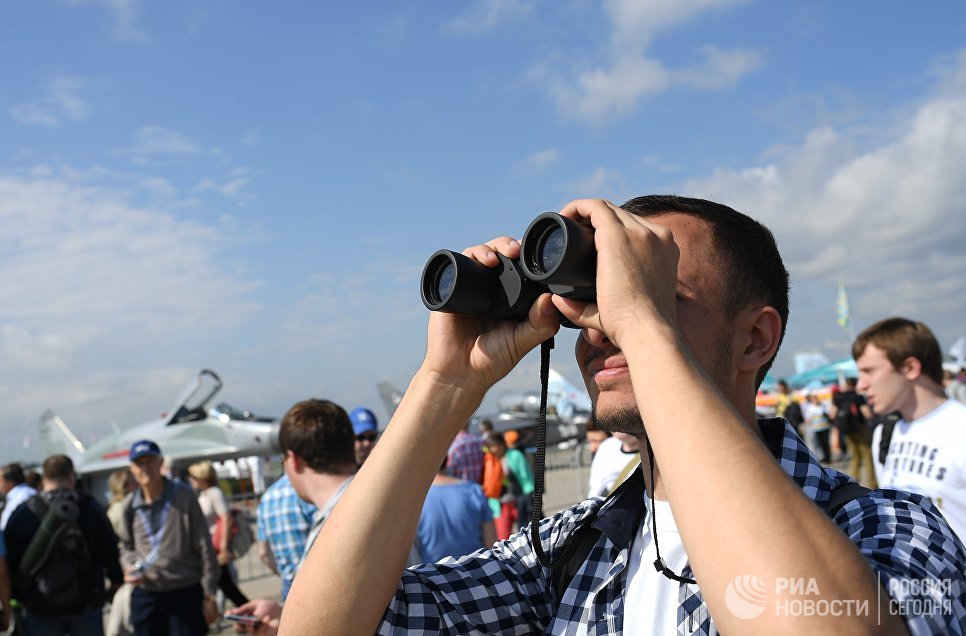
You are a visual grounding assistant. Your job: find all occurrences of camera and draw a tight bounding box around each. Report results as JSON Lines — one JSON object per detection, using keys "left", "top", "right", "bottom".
{"left": 420, "top": 212, "right": 596, "bottom": 326}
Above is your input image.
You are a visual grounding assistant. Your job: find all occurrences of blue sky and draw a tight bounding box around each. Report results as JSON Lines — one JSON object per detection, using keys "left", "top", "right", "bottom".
{"left": 2, "top": 1, "right": 965, "bottom": 460}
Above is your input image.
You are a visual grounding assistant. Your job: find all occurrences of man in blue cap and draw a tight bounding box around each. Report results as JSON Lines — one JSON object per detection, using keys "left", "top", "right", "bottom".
{"left": 118, "top": 439, "right": 220, "bottom": 635}
{"left": 349, "top": 407, "right": 379, "bottom": 467}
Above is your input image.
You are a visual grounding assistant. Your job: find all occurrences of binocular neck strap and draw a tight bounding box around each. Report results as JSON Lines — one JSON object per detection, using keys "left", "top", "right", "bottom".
{"left": 531, "top": 336, "right": 554, "bottom": 568}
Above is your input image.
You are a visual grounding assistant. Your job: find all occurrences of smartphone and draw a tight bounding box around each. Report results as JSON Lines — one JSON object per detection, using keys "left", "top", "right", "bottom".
{"left": 224, "top": 614, "right": 260, "bottom": 626}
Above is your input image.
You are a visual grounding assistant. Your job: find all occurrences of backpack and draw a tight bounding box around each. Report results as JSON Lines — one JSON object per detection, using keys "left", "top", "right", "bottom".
{"left": 783, "top": 401, "right": 804, "bottom": 428}
{"left": 213, "top": 509, "right": 256, "bottom": 559}
{"left": 834, "top": 394, "right": 866, "bottom": 434}
{"left": 18, "top": 493, "right": 93, "bottom": 614}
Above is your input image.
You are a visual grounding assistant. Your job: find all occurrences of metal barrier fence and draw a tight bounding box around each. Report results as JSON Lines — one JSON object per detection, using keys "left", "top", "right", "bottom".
{"left": 225, "top": 495, "right": 275, "bottom": 583}
{"left": 535, "top": 442, "right": 594, "bottom": 515}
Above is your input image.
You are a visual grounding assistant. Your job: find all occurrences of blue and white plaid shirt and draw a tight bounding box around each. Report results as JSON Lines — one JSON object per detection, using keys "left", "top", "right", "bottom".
{"left": 379, "top": 419, "right": 966, "bottom": 635}
{"left": 256, "top": 473, "right": 317, "bottom": 582}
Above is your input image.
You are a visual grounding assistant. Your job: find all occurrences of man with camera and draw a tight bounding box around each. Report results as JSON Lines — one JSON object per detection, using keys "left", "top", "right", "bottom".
{"left": 282, "top": 197, "right": 965, "bottom": 634}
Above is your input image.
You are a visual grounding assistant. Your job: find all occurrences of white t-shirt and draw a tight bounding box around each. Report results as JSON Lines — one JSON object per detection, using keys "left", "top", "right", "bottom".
{"left": 872, "top": 399, "right": 966, "bottom": 541}
{"left": 197, "top": 485, "right": 230, "bottom": 537}
{"left": 587, "top": 436, "right": 640, "bottom": 498}
{"left": 624, "top": 494, "right": 689, "bottom": 635}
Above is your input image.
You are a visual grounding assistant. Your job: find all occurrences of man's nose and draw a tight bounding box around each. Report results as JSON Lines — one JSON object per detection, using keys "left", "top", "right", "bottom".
{"left": 581, "top": 327, "right": 611, "bottom": 349}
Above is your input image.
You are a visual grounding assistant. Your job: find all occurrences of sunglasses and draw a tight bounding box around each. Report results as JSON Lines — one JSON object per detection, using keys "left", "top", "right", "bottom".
{"left": 355, "top": 434, "right": 377, "bottom": 443}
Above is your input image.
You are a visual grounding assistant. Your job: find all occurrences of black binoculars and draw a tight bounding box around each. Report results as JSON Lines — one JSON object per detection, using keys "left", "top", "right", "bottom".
{"left": 420, "top": 212, "right": 596, "bottom": 326}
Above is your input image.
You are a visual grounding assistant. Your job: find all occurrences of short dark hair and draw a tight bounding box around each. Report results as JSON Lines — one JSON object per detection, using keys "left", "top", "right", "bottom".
{"left": 23, "top": 470, "right": 41, "bottom": 490}
{"left": 279, "top": 399, "right": 355, "bottom": 473}
{"left": 621, "top": 195, "right": 790, "bottom": 388}
{"left": 485, "top": 432, "right": 506, "bottom": 449}
{"left": 852, "top": 317, "right": 943, "bottom": 385}
{"left": 1, "top": 463, "right": 25, "bottom": 485}
{"left": 42, "top": 454, "right": 75, "bottom": 481}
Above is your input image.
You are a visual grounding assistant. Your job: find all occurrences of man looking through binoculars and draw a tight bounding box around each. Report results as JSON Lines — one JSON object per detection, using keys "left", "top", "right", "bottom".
{"left": 281, "top": 197, "right": 964, "bottom": 635}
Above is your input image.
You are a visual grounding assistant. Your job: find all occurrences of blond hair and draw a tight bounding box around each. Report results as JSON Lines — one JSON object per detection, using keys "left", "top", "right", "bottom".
{"left": 187, "top": 460, "right": 217, "bottom": 485}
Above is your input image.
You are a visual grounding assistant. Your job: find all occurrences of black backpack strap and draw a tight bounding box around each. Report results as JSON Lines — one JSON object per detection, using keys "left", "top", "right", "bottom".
{"left": 550, "top": 467, "right": 644, "bottom": 603}
{"left": 24, "top": 493, "right": 48, "bottom": 519}
{"left": 123, "top": 497, "right": 136, "bottom": 543}
{"left": 826, "top": 482, "right": 871, "bottom": 518}
{"left": 551, "top": 517, "right": 600, "bottom": 604}
{"left": 877, "top": 415, "right": 898, "bottom": 466}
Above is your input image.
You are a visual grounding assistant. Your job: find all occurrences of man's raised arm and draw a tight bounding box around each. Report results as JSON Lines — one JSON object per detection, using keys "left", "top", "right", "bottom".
{"left": 280, "top": 238, "right": 559, "bottom": 634}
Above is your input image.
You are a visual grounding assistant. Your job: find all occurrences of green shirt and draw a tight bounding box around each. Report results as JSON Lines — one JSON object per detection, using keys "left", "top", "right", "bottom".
{"left": 504, "top": 448, "right": 534, "bottom": 496}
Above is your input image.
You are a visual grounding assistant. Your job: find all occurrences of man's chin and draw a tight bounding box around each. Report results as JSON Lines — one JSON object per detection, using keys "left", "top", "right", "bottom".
{"left": 592, "top": 403, "right": 645, "bottom": 439}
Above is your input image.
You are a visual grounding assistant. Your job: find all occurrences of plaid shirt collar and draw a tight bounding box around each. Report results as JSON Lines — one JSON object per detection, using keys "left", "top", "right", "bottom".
{"left": 383, "top": 417, "right": 966, "bottom": 635}
{"left": 592, "top": 417, "right": 844, "bottom": 552}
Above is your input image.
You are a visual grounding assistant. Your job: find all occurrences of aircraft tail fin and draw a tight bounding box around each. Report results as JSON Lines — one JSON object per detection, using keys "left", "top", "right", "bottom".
{"left": 39, "top": 409, "right": 87, "bottom": 461}
{"left": 547, "top": 368, "right": 592, "bottom": 418}
{"left": 377, "top": 381, "right": 404, "bottom": 421}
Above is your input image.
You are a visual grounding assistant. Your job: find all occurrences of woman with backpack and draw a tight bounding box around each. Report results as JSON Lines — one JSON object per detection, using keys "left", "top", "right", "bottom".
{"left": 186, "top": 461, "right": 250, "bottom": 609}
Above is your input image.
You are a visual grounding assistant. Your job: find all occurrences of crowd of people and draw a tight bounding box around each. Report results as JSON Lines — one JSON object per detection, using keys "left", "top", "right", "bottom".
{"left": 0, "top": 196, "right": 964, "bottom": 634}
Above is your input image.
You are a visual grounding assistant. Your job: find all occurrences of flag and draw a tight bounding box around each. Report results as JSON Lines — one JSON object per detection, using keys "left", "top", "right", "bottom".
{"left": 950, "top": 336, "right": 966, "bottom": 367}
{"left": 836, "top": 279, "right": 851, "bottom": 331}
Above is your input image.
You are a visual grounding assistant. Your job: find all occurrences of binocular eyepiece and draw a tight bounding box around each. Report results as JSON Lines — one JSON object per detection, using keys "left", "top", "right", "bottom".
{"left": 420, "top": 212, "right": 596, "bottom": 326}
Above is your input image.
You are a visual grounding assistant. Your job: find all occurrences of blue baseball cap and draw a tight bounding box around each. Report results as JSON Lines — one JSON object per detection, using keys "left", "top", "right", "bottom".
{"left": 349, "top": 407, "right": 378, "bottom": 436}
{"left": 129, "top": 439, "right": 162, "bottom": 461}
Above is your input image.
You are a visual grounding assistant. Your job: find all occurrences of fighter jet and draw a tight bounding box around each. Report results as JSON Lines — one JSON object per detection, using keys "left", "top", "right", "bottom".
{"left": 378, "top": 367, "right": 592, "bottom": 449}
{"left": 40, "top": 369, "right": 280, "bottom": 499}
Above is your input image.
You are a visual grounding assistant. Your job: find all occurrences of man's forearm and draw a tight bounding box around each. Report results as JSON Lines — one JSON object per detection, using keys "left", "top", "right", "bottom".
{"left": 258, "top": 541, "right": 278, "bottom": 574}
{"left": 621, "top": 327, "right": 904, "bottom": 633}
{"left": 0, "top": 559, "right": 11, "bottom": 609}
{"left": 280, "top": 369, "right": 485, "bottom": 634}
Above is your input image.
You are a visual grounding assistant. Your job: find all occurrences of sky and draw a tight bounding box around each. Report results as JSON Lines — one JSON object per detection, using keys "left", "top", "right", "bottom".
{"left": 2, "top": 1, "right": 965, "bottom": 462}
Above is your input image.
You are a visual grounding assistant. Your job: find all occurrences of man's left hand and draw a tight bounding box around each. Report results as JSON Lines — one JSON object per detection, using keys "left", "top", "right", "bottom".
{"left": 203, "top": 595, "right": 219, "bottom": 625}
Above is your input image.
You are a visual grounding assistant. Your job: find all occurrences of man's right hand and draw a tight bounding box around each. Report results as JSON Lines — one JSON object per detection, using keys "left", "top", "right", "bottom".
{"left": 421, "top": 236, "right": 560, "bottom": 397}
{"left": 281, "top": 234, "right": 558, "bottom": 635}
{"left": 229, "top": 599, "right": 282, "bottom": 635}
{"left": 123, "top": 567, "right": 144, "bottom": 586}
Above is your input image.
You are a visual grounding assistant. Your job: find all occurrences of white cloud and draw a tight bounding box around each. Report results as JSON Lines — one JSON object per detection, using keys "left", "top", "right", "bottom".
{"left": 67, "top": 0, "right": 146, "bottom": 42}
{"left": 125, "top": 126, "right": 200, "bottom": 156}
{"left": 678, "top": 54, "right": 966, "bottom": 345}
{"left": 278, "top": 258, "right": 424, "bottom": 352}
{"left": 240, "top": 130, "right": 259, "bottom": 146}
{"left": 194, "top": 168, "right": 255, "bottom": 200}
{"left": 442, "top": 0, "right": 534, "bottom": 35}
{"left": 568, "top": 166, "right": 625, "bottom": 197}
{"left": 138, "top": 176, "right": 177, "bottom": 197}
{"left": 0, "top": 167, "right": 264, "bottom": 444}
{"left": 104, "top": 0, "right": 145, "bottom": 41}
{"left": 540, "top": 0, "right": 758, "bottom": 125}
{"left": 677, "top": 45, "right": 763, "bottom": 90}
{"left": 524, "top": 148, "right": 561, "bottom": 172}
{"left": 10, "top": 77, "right": 90, "bottom": 127}
{"left": 0, "top": 168, "right": 261, "bottom": 337}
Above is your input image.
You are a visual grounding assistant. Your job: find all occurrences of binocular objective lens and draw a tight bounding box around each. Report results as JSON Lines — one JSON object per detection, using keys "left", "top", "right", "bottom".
{"left": 434, "top": 261, "right": 456, "bottom": 304}
{"left": 538, "top": 226, "right": 565, "bottom": 274}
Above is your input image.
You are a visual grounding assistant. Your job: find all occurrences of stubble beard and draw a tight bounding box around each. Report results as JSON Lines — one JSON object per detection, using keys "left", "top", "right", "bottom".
{"left": 592, "top": 405, "right": 646, "bottom": 439}
{"left": 590, "top": 328, "right": 734, "bottom": 440}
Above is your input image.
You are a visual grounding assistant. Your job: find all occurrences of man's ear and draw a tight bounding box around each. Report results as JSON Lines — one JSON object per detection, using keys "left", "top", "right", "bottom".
{"left": 900, "top": 356, "right": 923, "bottom": 381}
{"left": 737, "top": 307, "right": 782, "bottom": 375}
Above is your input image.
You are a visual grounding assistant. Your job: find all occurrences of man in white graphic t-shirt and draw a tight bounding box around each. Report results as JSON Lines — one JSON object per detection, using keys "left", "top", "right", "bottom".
{"left": 854, "top": 316, "right": 966, "bottom": 540}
